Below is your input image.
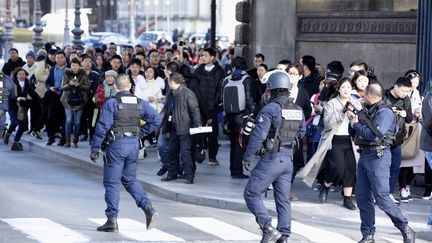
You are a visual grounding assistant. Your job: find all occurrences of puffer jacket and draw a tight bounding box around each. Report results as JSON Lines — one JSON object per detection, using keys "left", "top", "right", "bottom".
{"left": 171, "top": 84, "right": 201, "bottom": 135}
{"left": 60, "top": 68, "right": 89, "bottom": 111}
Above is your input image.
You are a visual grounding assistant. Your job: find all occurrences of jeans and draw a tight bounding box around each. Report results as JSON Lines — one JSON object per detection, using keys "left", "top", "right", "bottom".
{"left": 424, "top": 151, "right": 432, "bottom": 225}
{"left": 65, "top": 108, "right": 83, "bottom": 138}
{"left": 389, "top": 145, "right": 402, "bottom": 194}
{"left": 7, "top": 108, "right": 27, "bottom": 142}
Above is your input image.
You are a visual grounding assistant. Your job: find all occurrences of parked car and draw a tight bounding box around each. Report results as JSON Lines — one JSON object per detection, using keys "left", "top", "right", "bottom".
{"left": 188, "top": 34, "right": 230, "bottom": 49}
{"left": 83, "top": 32, "right": 130, "bottom": 48}
{"left": 135, "top": 31, "right": 173, "bottom": 48}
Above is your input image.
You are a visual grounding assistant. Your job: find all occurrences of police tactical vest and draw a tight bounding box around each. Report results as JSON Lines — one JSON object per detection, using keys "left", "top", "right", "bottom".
{"left": 274, "top": 99, "right": 303, "bottom": 146}
{"left": 0, "top": 72, "right": 8, "bottom": 106}
{"left": 112, "top": 92, "right": 141, "bottom": 136}
{"left": 354, "top": 101, "right": 396, "bottom": 147}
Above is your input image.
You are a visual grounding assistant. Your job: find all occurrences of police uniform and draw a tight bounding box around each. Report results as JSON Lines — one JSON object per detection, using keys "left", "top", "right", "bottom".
{"left": 243, "top": 93, "right": 305, "bottom": 242}
{"left": 91, "top": 90, "right": 161, "bottom": 231}
{"left": 350, "top": 100, "right": 414, "bottom": 242}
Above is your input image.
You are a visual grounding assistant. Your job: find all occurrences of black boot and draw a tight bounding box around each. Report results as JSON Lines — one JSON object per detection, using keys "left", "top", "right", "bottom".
{"left": 143, "top": 205, "right": 158, "bottom": 230}
{"left": 11, "top": 142, "right": 23, "bottom": 151}
{"left": 319, "top": 186, "right": 329, "bottom": 203}
{"left": 358, "top": 235, "right": 374, "bottom": 243}
{"left": 401, "top": 225, "right": 415, "bottom": 243}
{"left": 96, "top": 218, "right": 118, "bottom": 232}
{"left": 261, "top": 225, "right": 281, "bottom": 243}
{"left": 343, "top": 196, "right": 357, "bottom": 210}
{"left": 276, "top": 235, "right": 288, "bottom": 243}
{"left": 46, "top": 137, "right": 55, "bottom": 146}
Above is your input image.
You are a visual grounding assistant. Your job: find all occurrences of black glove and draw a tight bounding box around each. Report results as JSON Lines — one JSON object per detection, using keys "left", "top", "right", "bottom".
{"left": 90, "top": 151, "right": 99, "bottom": 162}
{"left": 242, "top": 160, "right": 252, "bottom": 171}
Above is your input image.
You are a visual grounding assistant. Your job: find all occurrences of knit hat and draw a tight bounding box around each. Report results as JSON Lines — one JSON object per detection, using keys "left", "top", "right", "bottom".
{"left": 105, "top": 70, "right": 118, "bottom": 78}
{"left": 26, "top": 51, "right": 36, "bottom": 59}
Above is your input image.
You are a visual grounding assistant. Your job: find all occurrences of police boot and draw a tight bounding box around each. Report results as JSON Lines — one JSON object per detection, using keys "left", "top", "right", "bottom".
{"left": 96, "top": 218, "right": 118, "bottom": 232}
{"left": 319, "top": 186, "right": 329, "bottom": 203}
{"left": 358, "top": 235, "right": 374, "bottom": 243}
{"left": 143, "top": 205, "right": 158, "bottom": 230}
{"left": 276, "top": 235, "right": 288, "bottom": 243}
{"left": 3, "top": 133, "right": 10, "bottom": 145}
{"left": 261, "top": 225, "right": 282, "bottom": 243}
{"left": 401, "top": 225, "right": 415, "bottom": 243}
{"left": 72, "top": 136, "right": 79, "bottom": 148}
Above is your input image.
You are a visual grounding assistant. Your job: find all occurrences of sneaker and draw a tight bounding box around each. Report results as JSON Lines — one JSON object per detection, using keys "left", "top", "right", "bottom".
{"left": 406, "top": 187, "right": 414, "bottom": 201}
{"left": 389, "top": 194, "right": 400, "bottom": 205}
{"left": 422, "top": 188, "right": 432, "bottom": 200}
{"left": 400, "top": 188, "right": 410, "bottom": 203}
{"left": 208, "top": 158, "right": 220, "bottom": 165}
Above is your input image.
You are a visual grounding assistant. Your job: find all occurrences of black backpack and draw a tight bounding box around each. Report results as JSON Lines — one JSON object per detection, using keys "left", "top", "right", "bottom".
{"left": 67, "top": 86, "right": 84, "bottom": 106}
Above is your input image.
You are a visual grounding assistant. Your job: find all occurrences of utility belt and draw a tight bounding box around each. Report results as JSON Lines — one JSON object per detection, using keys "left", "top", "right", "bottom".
{"left": 114, "top": 131, "right": 138, "bottom": 138}
{"left": 357, "top": 145, "right": 387, "bottom": 158}
{"left": 101, "top": 130, "right": 138, "bottom": 151}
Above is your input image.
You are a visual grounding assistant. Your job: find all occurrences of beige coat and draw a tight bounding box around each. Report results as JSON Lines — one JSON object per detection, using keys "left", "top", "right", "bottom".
{"left": 296, "top": 96, "right": 361, "bottom": 188}
{"left": 34, "top": 60, "right": 51, "bottom": 98}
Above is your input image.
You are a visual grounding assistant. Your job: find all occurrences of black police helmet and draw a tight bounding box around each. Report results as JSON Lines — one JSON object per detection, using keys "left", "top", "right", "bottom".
{"left": 266, "top": 70, "right": 292, "bottom": 90}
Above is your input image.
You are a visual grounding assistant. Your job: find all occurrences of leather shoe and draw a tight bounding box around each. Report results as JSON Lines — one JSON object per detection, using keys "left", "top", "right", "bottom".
{"left": 161, "top": 175, "right": 177, "bottom": 181}
{"left": 261, "top": 225, "right": 281, "bottom": 243}
{"left": 143, "top": 205, "right": 158, "bottom": 230}
{"left": 343, "top": 197, "right": 357, "bottom": 210}
{"left": 276, "top": 235, "right": 288, "bottom": 243}
{"left": 97, "top": 218, "right": 118, "bottom": 232}
{"left": 156, "top": 167, "right": 168, "bottom": 176}
{"left": 186, "top": 179, "right": 194, "bottom": 184}
{"left": 319, "top": 186, "right": 329, "bottom": 203}
{"left": 358, "top": 235, "right": 374, "bottom": 243}
{"left": 401, "top": 225, "right": 415, "bottom": 243}
{"left": 231, "top": 174, "right": 249, "bottom": 179}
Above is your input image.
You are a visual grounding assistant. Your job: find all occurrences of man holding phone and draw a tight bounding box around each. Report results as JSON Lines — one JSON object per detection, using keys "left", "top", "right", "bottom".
{"left": 384, "top": 77, "right": 414, "bottom": 203}
{"left": 45, "top": 50, "right": 67, "bottom": 146}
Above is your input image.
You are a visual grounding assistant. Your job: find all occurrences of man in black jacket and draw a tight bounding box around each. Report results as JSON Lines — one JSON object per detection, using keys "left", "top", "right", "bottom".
{"left": 2, "top": 48, "right": 26, "bottom": 77}
{"left": 384, "top": 77, "right": 414, "bottom": 201}
{"left": 222, "top": 57, "right": 256, "bottom": 179}
{"left": 161, "top": 73, "right": 201, "bottom": 184}
{"left": 194, "top": 47, "right": 226, "bottom": 165}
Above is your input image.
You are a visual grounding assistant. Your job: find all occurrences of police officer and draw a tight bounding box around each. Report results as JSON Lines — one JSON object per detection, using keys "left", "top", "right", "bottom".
{"left": 243, "top": 70, "right": 305, "bottom": 243}
{"left": 0, "top": 72, "right": 13, "bottom": 139}
{"left": 90, "top": 74, "right": 161, "bottom": 232}
{"left": 348, "top": 83, "right": 415, "bottom": 243}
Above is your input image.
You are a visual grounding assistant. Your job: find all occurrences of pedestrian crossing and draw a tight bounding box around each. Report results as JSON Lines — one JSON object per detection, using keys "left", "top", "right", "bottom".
{"left": 1, "top": 216, "right": 429, "bottom": 242}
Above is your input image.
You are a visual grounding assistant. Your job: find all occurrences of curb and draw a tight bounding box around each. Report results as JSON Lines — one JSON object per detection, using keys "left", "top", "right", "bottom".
{"left": 21, "top": 138, "right": 267, "bottom": 214}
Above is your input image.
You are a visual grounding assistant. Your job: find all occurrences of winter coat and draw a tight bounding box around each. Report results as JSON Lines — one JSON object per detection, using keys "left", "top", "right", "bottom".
{"left": 2, "top": 57, "right": 26, "bottom": 77}
{"left": 60, "top": 68, "right": 89, "bottom": 111}
{"left": 170, "top": 84, "right": 201, "bottom": 135}
{"left": 34, "top": 60, "right": 51, "bottom": 98}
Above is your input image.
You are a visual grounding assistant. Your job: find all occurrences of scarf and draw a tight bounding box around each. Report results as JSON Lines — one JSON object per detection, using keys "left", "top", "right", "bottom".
{"left": 103, "top": 80, "right": 116, "bottom": 98}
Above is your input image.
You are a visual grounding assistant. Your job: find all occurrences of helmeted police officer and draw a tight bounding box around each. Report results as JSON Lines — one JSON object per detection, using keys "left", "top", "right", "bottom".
{"left": 348, "top": 83, "right": 415, "bottom": 243}
{"left": 90, "top": 74, "right": 161, "bottom": 232}
{"left": 243, "top": 70, "right": 305, "bottom": 243}
{"left": 0, "top": 72, "right": 13, "bottom": 138}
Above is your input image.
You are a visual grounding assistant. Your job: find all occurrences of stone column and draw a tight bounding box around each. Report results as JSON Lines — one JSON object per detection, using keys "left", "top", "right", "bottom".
{"left": 369, "top": 0, "right": 393, "bottom": 11}
{"left": 32, "top": 0, "right": 44, "bottom": 52}
{"left": 71, "top": 0, "right": 84, "bottom": 50}
{"left": 417, "top": 0, "right": 432, "bottom": 93}
{"left": 64, "top": 0, "right": 70, "bottom": 46}
{"left": 3, "top": 0, "right": 14, "bottom": 61}
{"left": 248, "top": 0, "right": 296, "bottom": 68}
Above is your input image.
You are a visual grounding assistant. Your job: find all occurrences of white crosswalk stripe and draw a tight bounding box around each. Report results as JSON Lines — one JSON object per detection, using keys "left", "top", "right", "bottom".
{"left": 0, "top": 218, "right": 90, "bottom": 243}
{"left": 173, "top": 217, "right": 261, "bottom": 240}
{"left": 271, "top": 219, "right": 357, "bottom": 243}
{"left": 341, "top": 216, "right": 430, "bottom": 230}
{"left": 88, "top": 218, "right": 185, "bottom": 242}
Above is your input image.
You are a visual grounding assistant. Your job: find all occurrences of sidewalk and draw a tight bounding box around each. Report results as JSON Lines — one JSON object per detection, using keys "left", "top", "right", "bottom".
{"left": 20, "top": 134, "right": 287, "bottom": 214}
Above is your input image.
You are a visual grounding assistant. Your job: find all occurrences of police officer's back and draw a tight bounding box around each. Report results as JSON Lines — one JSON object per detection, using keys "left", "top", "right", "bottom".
{"left": 242, "top": 70, "right": 305, "bottom": 243}
{"left": 90, "top": 74, "right": 161, "bottom": 233}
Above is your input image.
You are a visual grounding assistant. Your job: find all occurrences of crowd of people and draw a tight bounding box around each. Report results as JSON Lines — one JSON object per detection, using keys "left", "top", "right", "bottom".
{"left": 0, "top": 36, "right": 431, "bottom": 242}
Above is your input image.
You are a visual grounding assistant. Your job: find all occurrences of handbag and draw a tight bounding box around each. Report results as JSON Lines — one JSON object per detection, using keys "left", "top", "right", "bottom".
{"left": 17, "top": 105, "right": 28, "bottom": 122}
{"left": 401, "top": 122, "right": 420, "bottom": 160}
